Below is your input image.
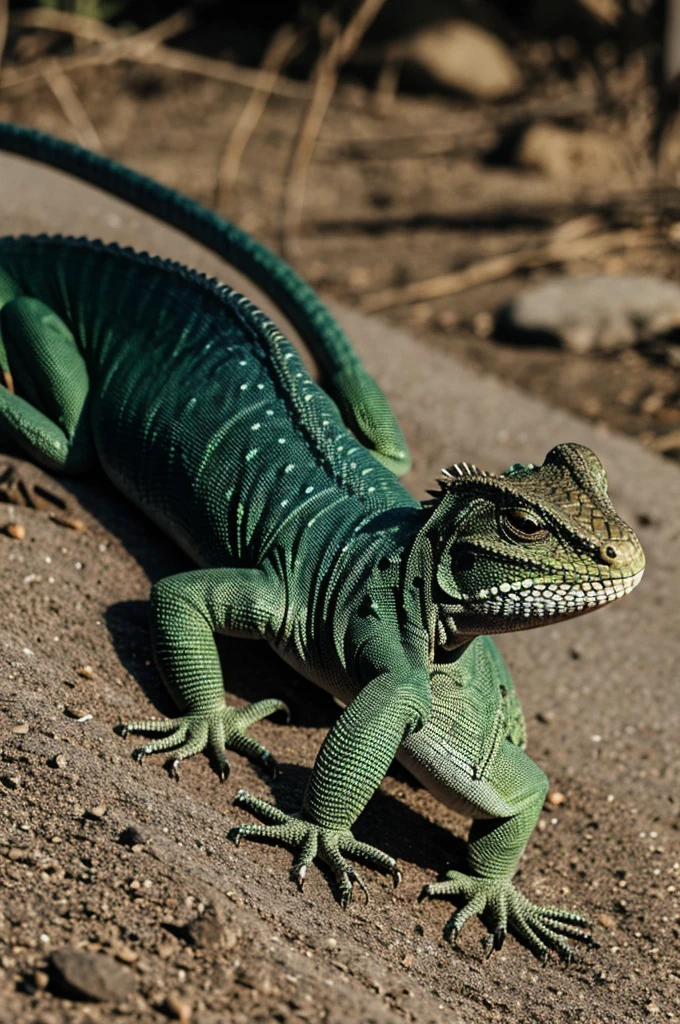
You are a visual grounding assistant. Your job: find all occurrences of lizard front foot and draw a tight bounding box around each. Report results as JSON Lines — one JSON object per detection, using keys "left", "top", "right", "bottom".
{"left": 420, "top": 871, "right": 595, "bottom": 963}
{"left": 120, "top": 697, "right": 288, "bottom": 780}
{"left": 228, "top": 790, "right": 401, "bottom": 907}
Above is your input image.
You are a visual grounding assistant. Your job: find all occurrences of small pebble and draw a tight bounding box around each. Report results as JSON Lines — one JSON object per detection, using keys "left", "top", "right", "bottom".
{"left": 52, "top": 754, "right": 68, "bottom": 769}
{"left": 114, "top": 944, "right": 139, "bottom": 965}
{"left": 49, "top": 947, "right": 137, "bottom": 1003}
{"left": 119, "top": 825, "right": 149, "bottom": 848}
{"left": 164, "top": 993, "right": 192, "bottom": 1023}
{"left": 50, "top": 514, "right": 86, "bottom": 532}
{"left": 87, "top": 805, "right": 107, "bottom": 819}
{"left": 547, "top": 791, "right": 566, "bottom": 807}
{"left": 598, "top": 913, "right": 616, "bottom": 929}
{"left": 64, "top": 706, "right": 93, "bottom": 722}
{"left": 12, "top": 722, "right": 29, "bottom": 735}
{"left": 1, "top": 775, "right": 20, "bottom": 790}
{"left": 76, "top": 665, "right": 95, "bottom": 679}
{"left": 4, "top": 522, "right": 26, "bottom": 540}
{"left": 33, "top": 969, "right": 50, "bottom": 990}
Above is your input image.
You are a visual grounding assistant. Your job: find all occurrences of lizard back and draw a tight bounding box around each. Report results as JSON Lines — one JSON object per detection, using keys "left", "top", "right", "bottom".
{"left": 0, "top": 235, "right": 417, "bottom": 568}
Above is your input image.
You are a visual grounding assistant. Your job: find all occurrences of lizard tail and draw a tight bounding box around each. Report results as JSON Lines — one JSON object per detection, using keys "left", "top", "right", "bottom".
{"left": 0, "top": 122, "right": 411, "bottom": 476}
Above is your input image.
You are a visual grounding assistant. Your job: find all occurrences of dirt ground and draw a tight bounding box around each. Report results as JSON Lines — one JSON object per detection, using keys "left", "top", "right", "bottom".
{"left": 1, "top": 9, "right": 680, "bottom": 1024}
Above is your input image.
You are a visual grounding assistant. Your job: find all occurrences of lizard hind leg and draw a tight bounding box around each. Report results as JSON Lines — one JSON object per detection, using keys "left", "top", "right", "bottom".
{"left": 0, "top": 297, "right": 94, "bottom": 473}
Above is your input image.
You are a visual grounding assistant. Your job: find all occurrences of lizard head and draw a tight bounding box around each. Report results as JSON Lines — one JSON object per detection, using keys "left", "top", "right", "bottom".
{"left": 423, "top": 442, "right": 645, "bottom": 646}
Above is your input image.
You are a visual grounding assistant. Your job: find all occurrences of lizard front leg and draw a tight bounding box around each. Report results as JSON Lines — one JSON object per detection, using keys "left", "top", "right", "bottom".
{"left": 421, "top": 741, "right": 594, "bottom": 962}
{"left": 122, "top": 567, "right": 288, "bottom": 779}
{"left": 230, "top": 658, "right": 431, "bottom": 905}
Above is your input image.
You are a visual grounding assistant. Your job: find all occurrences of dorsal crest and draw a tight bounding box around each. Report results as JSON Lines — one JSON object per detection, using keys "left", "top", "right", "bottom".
{"left": 441, "top": 462, "right": 492, "bottom": 481}
{"left": 424, "top": 460, "right": 499, "bottom": 503}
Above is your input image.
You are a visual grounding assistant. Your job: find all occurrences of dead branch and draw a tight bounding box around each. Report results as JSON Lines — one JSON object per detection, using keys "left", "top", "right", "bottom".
{"left": 42, "top": 61, "right": 102, "bottom": 151}
{"left": 0, "top": 0, "right": 8, "bottom": 72}
{"left": 360, "top": 228, "right": 660, "bottom": 313}
{"left": 1, "top": 9, "right": 193, "bottom": 89}
{"left": 10, "top": 6, "right": 121, "bottom": 43}
{"left": 1, "top": 9, "right": 309, "bottom": 100}
{"left": 282, "top": 0, "right": 388, "bottom": 256}
{"left": 214, "top": 22, "right": 302, "bottom": 213}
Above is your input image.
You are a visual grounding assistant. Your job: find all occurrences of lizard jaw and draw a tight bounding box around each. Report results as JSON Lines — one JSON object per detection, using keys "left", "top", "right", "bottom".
{"left": 439, "top": 567, "right": 644, "bottom": 639}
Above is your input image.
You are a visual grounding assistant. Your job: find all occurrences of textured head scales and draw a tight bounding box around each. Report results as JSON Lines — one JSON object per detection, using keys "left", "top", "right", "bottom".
{"left": 425, "top": 442, "right": 645, "bottom": 637}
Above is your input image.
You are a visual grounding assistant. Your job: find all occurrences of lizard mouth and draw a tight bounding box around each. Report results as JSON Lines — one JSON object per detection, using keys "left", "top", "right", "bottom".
{"left": 468, "top": 567, "right": 645, "bottom": 620}
{"left": 438, "top": 567, "right": 644, "bottom": 642}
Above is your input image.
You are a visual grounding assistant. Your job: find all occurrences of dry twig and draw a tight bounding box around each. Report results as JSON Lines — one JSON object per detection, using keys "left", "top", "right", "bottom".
{"left": 1, "top": 9, "right": 193, "bottom": 90}
{"left": 0, "top": 0, "right": 8, "bottom": 72}
{"left": 282, "top": 0, "right": 388, "bottom": 256}
{"left": 10, "top": 6, "right": 120, "bottom": 44}
{"left": 360, "top": 228, "right": 660, "bottom": 313}
{"left": 42, "top": 61, "right": 102, "bottom": 151}
{"left": 214, "top": 22, "right": 302, "bottom": 213}
{"left": 2, "top": 8, "right": 309, "bottom": 99}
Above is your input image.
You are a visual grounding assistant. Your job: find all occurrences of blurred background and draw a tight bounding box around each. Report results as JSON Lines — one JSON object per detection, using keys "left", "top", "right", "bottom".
{"left": 2, "top": 0, "right": 680, "bottom": 462}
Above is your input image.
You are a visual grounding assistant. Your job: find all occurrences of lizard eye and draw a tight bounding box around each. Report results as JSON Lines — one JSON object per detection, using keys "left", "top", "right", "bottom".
{"left": 502, "top": 507, "right": 549, "bottom": 542}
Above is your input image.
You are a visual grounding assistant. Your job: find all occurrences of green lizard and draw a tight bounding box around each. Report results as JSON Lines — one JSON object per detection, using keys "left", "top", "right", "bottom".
{"left": 0, "top": 124, "right": 644, "bottom": 963}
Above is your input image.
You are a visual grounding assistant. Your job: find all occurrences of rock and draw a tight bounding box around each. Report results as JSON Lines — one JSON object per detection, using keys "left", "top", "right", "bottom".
{"left": 392, "top": 20, "right": 522, "bottom": 99}
{"left": 164, "top": 993, "right": 192, "bottom": 1022}
{"left": 517, "top": 122, "right": 622, "bottom": 181}
{"left": 118, "top": 825, "right": 150, "bottom": 848}
{"left": 183, "top": 904, "right": 238, "bottom": 951}
{"left": 49, "top": 947, "right": 137, "bottom": 1002}
{"left": 4, "top": 522, "right": 25, "bottom": 540}
{"left": 497, "top": 276, "right": 680, "bottom": 354}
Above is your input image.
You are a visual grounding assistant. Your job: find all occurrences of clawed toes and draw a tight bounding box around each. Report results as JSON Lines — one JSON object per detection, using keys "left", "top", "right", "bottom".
{"left": 348, "top": 867, "right": 369, "bottom": 903}
{"left": 291, "top": 864, "right": 307, "bottom": 891}
{"left": 227, "top": 827, "right": 242, "bottom": 847}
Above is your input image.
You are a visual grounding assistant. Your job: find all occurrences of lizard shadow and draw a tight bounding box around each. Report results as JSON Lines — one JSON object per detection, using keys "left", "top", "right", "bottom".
{"left": 106, "top": 599, "right": 468, "bottom": 877}
{"left": 260, "top": 760, "right": 468, "bottom": 879}
{"left": 105, "top": 599, "right": 341, "bottom": 730}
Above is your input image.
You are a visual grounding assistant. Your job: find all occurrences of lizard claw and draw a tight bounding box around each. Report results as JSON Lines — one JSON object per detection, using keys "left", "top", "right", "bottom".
{"left": 120, "top": 698, "right": 286, "bottom": 779}
{"left": 291, "top": 863, "right": 307, "bottom": 892}
{"left": 421, "top": 871, "right": 593, "bottom": 963}
{"left": 229, "top": 791, "right": 398, "bottom": 906}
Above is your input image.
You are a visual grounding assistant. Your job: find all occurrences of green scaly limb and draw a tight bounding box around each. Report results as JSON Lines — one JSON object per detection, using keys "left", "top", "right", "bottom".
{"left": 0, "top": 124, "right": 645, "bottom": 962}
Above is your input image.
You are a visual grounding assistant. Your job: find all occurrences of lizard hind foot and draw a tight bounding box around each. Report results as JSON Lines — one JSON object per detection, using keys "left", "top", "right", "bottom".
{"left": 228, "top": 790, "right": 400, "bottom": 907}
{"left": 120, "top": 697, "right": 288, "bottom": 780}
{"left": 421, "top": 870, "right": 594, "bottom": 963}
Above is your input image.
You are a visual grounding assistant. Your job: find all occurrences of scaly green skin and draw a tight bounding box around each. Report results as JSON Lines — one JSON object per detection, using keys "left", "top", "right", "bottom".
{"left": 0, "top": 125, "right": 645, "bottom": 963}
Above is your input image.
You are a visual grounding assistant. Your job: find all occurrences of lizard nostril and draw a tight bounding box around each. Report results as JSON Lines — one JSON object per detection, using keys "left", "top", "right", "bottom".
{"left": 600, "top": 544, "right": 618, "bottom": 564}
